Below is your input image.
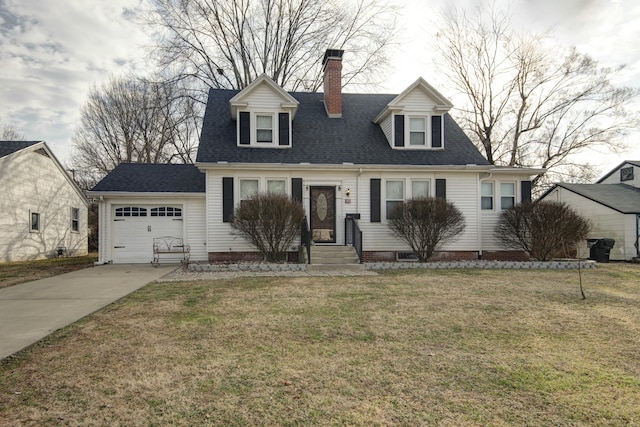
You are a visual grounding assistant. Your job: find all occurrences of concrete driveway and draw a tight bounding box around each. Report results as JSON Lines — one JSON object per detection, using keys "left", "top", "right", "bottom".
{"left": 0, "top": 264, "right": 175, "bottom": 360}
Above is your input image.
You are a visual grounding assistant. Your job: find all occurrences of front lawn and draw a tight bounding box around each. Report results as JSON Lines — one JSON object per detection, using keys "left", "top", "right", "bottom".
{"left": 1, "top": 265, "right": 639, "bottom": 425}
{"left": 0, "top": 254, "right": 98, "bottom": 289}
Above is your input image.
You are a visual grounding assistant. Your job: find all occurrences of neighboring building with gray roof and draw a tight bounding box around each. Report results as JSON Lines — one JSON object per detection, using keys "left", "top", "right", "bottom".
{"left": 541, "top": 161, "right": 640, "bottom": 261}
{"left": 90, "top": 49, "right": 542, "bottom": 265}
{"left": 0, "top": 141, "right": 88, "bottom": 262}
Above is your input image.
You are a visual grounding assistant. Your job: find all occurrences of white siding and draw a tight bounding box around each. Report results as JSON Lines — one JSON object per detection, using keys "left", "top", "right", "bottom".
{"left": 549, "top": 187, "right": 630, "bottom": 260}
{"left": 97, "top": 196, "right": 205, "bottom": 263}
{"left": 399, "top": 89, "right": 438, "bottom": 111}
{"left": 246, "top": 84, "right": 287, "bottom": 110}
{"left": 357, "top": 172, "right": 479, "bottom": 253}
{"left": 379, "top": 115, "right": 393, "bottom": 146}
{"left": 203, "top": 168, "right": 537, "bottom": 258}
{"left": 185, "top": 198, "right": 207, "bottom": 262}
{"left": 599, "top": 163, "right": 640, "bottom": 187}
{"left": 480, "top": 175, "right": 529, "bottom": 251}
{"left": 205, "top": 170, "right": 358, "bottom": 253}
{"left": 0, "top": 148, "right": 88, "bottom": 262}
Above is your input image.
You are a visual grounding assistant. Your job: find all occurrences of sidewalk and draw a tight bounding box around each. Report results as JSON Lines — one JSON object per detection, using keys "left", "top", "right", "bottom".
{"left": 0, "top": 264, "right": 175, "bottom": 360}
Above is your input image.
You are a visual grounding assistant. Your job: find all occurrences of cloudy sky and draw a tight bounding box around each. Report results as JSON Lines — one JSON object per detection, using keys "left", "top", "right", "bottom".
{"left": 1, "top": 0, "right": 639, "bottom": 175}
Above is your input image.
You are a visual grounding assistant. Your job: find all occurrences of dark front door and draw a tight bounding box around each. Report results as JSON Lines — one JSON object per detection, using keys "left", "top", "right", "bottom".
{"left": 310, "top": 186, "right": 336, "bottom": 243}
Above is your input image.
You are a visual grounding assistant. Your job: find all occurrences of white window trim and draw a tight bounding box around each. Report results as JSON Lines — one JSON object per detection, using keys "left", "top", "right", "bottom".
{"left": 384, "top": 179, "right": 405, "bottom": 220}
{"left": 500, "top": 182, "right": 516, "bottom": 210}
{"left": 383, "top": 178, "right": 435, "bottom": 219}
{"left": 408, "top": 116, "right": 427, "bottom": 147}
{"left": 238, "top": 177, "right": 290, "bottom": 202}
{"left": 410, "top": 179, "right": 431, "bottom": 199}
{"left": 266, "top": 178, "right": 288, "bottom": 195}
{"left": 239, "top": 178, "right": 260, "bottom": 201}
{"left": 481, "top": 181, "right": 494, "bottom": 211}
{"left": 237, "top": 110, "right": 291, "bottom": 148}
{"left": 393, "top": 113, "right": 445, "bottom": 150}
{"left": 255, "top": 114, "right": 274, "bottom": 144}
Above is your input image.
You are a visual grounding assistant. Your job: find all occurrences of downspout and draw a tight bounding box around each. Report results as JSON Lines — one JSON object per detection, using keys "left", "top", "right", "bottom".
{"left": 478, "top": 173, "right": 493, "bottom": 259}
{"left": 636, "top": 214, "right": 640, "bottom": 258}
{"left": 357, "top": 168, "right": 363, "bottom": 213}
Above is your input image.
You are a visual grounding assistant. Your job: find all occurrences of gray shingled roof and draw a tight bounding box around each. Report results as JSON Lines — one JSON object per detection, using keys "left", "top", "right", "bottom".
{"left": 0, "top": 141, "right": 40, "bottom": 158}
{"left": 197, "top": 90, "right": 490, "bottom": 166}
{"left": 556, "top": 183, "right": 640, "bottom": 213}
{"left": 90, "top": 163, "right": 205, "bottom": 193}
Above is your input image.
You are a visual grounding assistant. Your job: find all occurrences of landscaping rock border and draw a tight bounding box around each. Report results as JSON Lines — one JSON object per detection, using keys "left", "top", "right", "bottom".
{"left": 366, "top": 260, "right": 597, "bottom": 270}
{"left": 188, "top": 259, "right": 596, "bottom": 273}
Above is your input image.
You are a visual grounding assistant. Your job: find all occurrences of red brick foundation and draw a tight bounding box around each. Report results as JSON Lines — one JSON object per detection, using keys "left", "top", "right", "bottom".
{"left": 208, "top": 252, "right": 299, "bottom": 263}
{"left": 480, "top": 251, "right": 530, "bottom": 261}
{"left": 362, "top": 251, "right": 479, "bottom": 262}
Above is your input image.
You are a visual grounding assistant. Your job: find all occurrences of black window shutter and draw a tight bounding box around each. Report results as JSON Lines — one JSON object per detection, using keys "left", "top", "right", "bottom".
{"left": 278, "top": 112, "right": 290, "bottom": 146}
{"left": 521, "top": 181, "right": 532, "bottom": 203}
{"left": 239, "top": 112, "right": 250, "bottom": 145}
{"left": 370, "top": 178, "right": 381, "bottom": 222}
{"left": 292, "top": 178, "right": 303, "bottom": 202}
{"left": 222, "top": 177, "right": 234, "bottom": 222}
{"left": 394, "top": 115, "right": 404, "bottom": 147}
{"left": 435, "top": 179, "right": 446, "bottom": 199}
{"left": 432, "top": 115, "right": 442, "bottom": 148}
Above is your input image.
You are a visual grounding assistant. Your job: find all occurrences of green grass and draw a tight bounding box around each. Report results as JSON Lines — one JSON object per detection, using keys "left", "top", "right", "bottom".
{"left": 1, "top": 264, "right": 639, "bottom": 425}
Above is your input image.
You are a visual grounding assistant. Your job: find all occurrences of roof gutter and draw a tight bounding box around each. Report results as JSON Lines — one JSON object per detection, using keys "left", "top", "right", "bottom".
{"left": 196, "top": 161, "right": 544, "bottom": 175}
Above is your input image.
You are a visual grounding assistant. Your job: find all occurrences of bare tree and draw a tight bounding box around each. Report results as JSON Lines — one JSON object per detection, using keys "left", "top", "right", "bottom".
{"left": 0, "top": 119, "right": 24, "bottom": 140}
{"left": 71, "top": 75, "right": 201, "bottom": 183}
{"left": 434, "top": 6, "right": 639, "bottom": 190}
{"left": 144, "top": 0, "right": 399, "bottom": 93}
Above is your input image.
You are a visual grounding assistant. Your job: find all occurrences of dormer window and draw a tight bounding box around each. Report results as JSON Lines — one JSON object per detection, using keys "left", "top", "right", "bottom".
{"left": 409, "top": 117, "right": 426, "bottom": 146}
{"left": 256, "top": 115, "right": 273, "bottom": 143}
{"left": 238, "top": 111, "right": 291, "bottom": 147}
{"left": 393, "top": 114, "right": 443, "bottom": 149}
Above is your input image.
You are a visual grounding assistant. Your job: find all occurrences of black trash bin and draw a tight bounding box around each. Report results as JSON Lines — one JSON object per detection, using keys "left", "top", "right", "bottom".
{"left": 588, "top": 238, "right": 615, "bottom": 263}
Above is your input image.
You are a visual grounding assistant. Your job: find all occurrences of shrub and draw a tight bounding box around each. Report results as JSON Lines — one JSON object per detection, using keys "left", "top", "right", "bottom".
{"left": 230, "top": 192, "right": 305, "bottom": 262}
{"left": 496, "top": 201, "right": 591, "bottom": 261}
{"left": 388, "top": 197, "right": 466, "bottom": 262}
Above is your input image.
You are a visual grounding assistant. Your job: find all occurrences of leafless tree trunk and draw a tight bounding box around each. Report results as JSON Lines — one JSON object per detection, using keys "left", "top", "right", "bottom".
{"left": 70, "top": 75, "right": 201, "bottom": 184}
{"left": 143, "top": 0, "right": 399, "bottom": 94}
{"left": 434, "top": 5, "right": 639, "bottom": 191}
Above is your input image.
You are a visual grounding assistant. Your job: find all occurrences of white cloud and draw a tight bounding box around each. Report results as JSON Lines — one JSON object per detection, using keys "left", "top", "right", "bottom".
{"left": 1, "top": 0, "right": 639, "bottom": 174}
{"left": 0, "top": 0, "right": 149, "bottom": 162}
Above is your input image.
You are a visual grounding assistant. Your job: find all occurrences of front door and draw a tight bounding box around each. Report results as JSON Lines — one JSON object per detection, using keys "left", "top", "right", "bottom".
{"left": 310, "top": 186, "right": 336, "bottom": 243}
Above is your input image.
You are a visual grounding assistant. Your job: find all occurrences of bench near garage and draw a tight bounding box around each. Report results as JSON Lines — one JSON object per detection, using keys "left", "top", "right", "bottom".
{"left": 152, "top": 236, "right": 190, "bottom": 266}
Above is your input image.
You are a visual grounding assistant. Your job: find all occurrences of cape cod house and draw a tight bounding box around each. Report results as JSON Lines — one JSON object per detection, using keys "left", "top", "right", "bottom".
{"left": 0, "top": 141, "right": 89, "bottom": 262}
{"left": 541, "top": 161, "right": 640, "bottom": 261}
{"left": 89, "top": 50, "right": 542, "bottom": 265}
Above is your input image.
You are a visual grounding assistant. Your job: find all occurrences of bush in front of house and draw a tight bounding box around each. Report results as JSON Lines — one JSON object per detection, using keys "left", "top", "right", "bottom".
{"left": 387, "top": 197, "right": 466, "bottom": 262}
{"left": 230, "top": 192, "right": 306, "bottom": 262}
{"left": 496, "top": 201, "right": 591, "bottom": 261}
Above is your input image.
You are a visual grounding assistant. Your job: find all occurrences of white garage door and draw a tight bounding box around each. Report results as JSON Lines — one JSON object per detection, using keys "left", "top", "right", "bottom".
{"left": 113, "top": 206, "right": 184, "bottom": 263}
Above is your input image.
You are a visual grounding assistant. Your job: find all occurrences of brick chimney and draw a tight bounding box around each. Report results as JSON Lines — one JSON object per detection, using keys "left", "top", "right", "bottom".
{"left": 322, "top": 49, "right": 344, "bottom": 118}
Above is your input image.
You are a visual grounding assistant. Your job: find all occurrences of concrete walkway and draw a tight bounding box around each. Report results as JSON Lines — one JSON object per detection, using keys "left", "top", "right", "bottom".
{"left": 0, "top": 264, "right": 175, "bottom": 360}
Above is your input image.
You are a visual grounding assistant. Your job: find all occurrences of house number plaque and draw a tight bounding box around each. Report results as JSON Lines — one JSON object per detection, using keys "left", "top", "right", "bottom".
{"left": 317, "top": 193, "right": 328, "bottom": 221}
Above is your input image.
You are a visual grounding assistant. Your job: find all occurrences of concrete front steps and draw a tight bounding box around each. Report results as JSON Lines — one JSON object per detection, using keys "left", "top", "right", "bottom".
{"left": 307, "top": 245, "right": 365, "bottom": 272}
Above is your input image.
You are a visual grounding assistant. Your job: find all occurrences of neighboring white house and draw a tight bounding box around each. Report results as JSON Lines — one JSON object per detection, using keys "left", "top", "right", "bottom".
{"left": 89, "top": 49, "right": 543, "bottom": 265}
{"left": 541, "top": 161, "right": 640, "bottom": 261}
{"left": 0, "top": 141, "right": 89, "bottom": 262}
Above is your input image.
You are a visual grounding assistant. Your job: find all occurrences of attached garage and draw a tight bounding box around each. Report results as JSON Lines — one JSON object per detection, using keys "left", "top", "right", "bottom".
{"left": 89, "top": 164, "right": 207, "bottom": 265}
{"left": 112, "top": 205, "right": 184, "bottom": 263}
